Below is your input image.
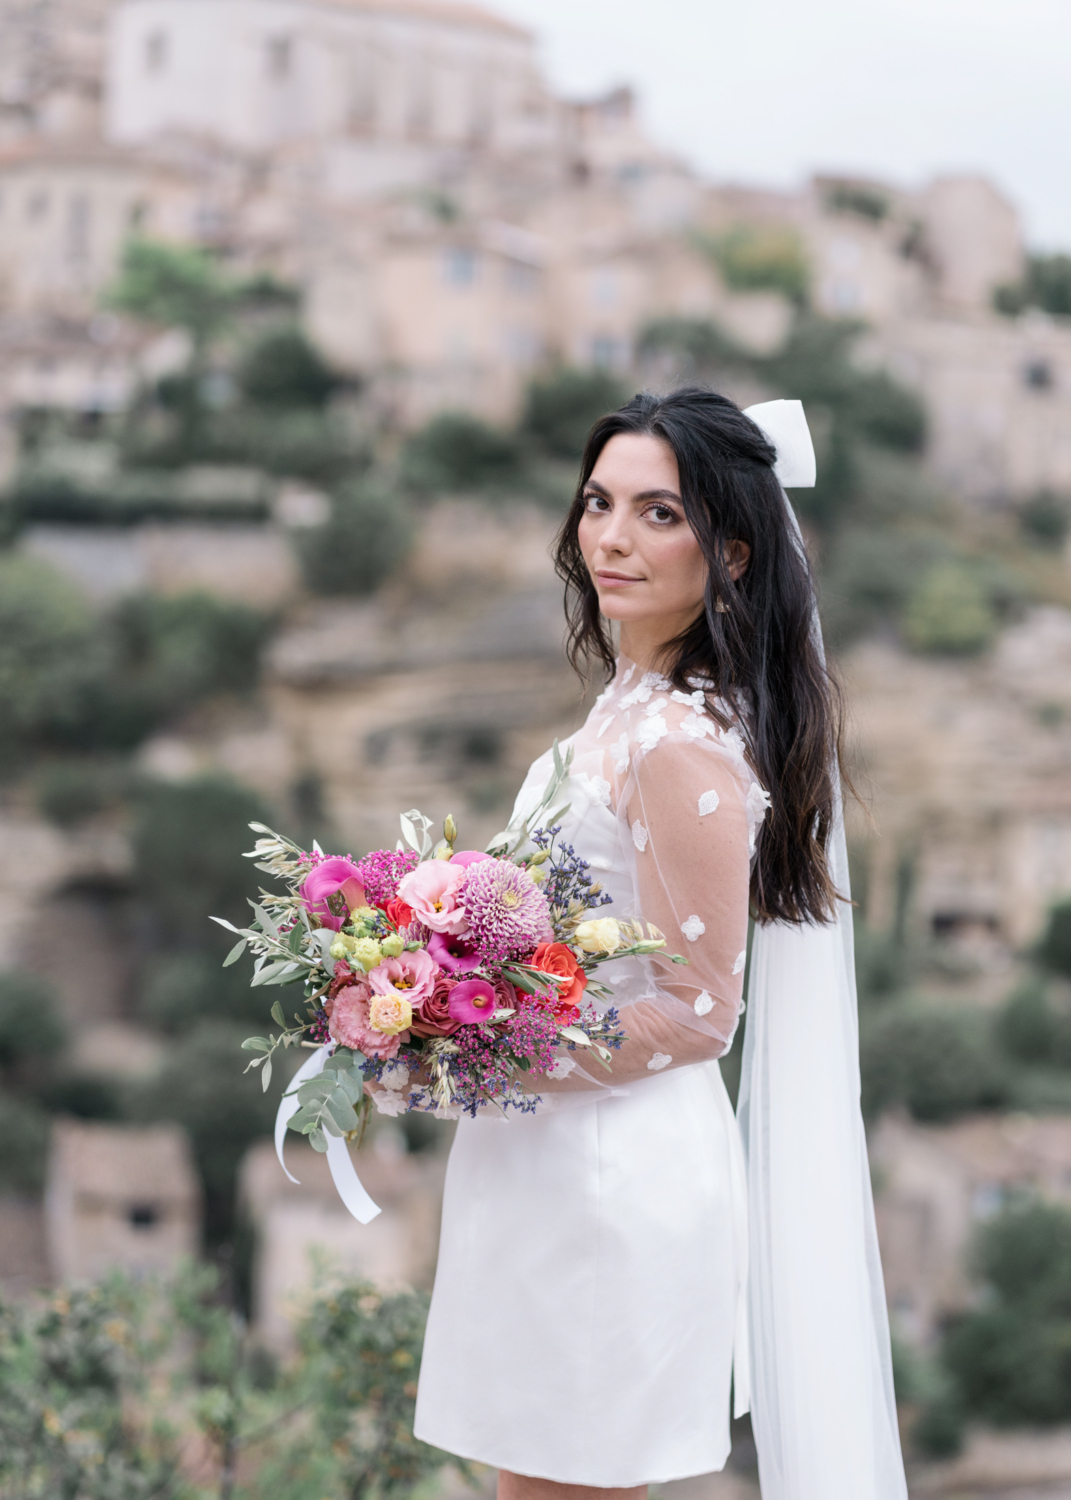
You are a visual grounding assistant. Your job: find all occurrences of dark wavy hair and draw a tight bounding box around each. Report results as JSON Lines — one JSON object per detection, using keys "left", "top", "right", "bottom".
{"left": 555, "top": 385, "right": 843, "bottom": 926}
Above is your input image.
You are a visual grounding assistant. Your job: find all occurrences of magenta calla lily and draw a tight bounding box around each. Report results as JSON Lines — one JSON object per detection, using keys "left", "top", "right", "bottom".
{"left": 448, "top": 978, "right": 499, "bottom": 1025}
{"left": 300, "top": 857, "right": 366, "bottom": 931}
{"left": 427, "top": 931, "right": 481, "bottom": 975}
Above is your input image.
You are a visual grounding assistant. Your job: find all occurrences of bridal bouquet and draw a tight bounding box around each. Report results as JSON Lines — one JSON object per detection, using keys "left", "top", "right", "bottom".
{"left": 215, "top": 747, "right": 672, "bottom": 1148}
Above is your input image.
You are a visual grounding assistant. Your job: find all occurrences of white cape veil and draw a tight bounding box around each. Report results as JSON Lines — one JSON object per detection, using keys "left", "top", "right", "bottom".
{"left": 736, "top": 401, "right": 908, "bottom": 1499}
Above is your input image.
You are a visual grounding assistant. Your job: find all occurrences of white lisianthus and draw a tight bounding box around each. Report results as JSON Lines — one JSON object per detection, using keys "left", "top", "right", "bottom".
{"left": 574, "top": 917, "right": 622, "bottom": 954}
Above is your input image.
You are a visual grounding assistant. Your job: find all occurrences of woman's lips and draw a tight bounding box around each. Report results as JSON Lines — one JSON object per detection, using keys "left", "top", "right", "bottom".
{"left": 595, "top": 570, "right": 643, "bottom": 588}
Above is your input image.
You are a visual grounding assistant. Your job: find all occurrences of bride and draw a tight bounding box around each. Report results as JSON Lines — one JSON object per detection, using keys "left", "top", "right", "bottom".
{"left": 412, "top": 387, "right": 907, "bottom": 1500}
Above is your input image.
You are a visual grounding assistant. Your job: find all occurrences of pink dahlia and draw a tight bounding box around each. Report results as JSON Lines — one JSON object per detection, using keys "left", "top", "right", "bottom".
{"left": 461, "top": 858, "right": 552, "bottom": 964}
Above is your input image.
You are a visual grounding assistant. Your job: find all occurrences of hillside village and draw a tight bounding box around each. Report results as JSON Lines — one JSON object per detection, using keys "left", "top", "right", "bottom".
{"left": 2, "top": 0, "right": 1071, "bottom": 1492}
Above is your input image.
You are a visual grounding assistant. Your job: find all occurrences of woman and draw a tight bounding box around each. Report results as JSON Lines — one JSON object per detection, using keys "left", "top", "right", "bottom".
{"left": 414, "top": 388, "right": 906, "bottom": 1500}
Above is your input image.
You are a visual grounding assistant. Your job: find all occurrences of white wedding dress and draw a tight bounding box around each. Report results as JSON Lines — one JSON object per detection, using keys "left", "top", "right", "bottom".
{"left": 414, "top": 659, "right": 768, "bottom": 1485}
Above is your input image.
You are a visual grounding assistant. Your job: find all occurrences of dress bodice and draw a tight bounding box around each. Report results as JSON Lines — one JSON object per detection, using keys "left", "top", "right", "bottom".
{"left": 510, "top": 658, "right": 769, "bottom": 1087}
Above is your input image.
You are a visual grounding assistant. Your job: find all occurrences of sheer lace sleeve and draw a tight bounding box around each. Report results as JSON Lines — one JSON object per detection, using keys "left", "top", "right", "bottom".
{"left": 534, "top": 681, "right": 759, "bottom": 1094}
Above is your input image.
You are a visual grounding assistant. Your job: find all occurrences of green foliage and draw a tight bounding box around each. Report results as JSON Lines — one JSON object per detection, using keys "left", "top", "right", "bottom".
{"left": 0, "top": 554, "right": 101, "bottom": 770}
{"left": 300, "top": 1282, "right": 467, "bottom": 1500}
{"left": 130, "top": 1021, "right": 278, "bottom": 1241}
{"left": 37, "top": 759, "right": 135, "bottom": 826}
{"left": 1019, "top": 489, "right": 1071, "bottom": 548}
{"left": 824, "top": 183, "right": 890, "bottom": 221}
{"left": 521, "top": 367, "right": 630, "bottom": 461}
{"left": 0, "top": 970, "right": 64, "bottom": 1068}
{"left": 0, "top": 1089, "right": 51, "bottom": 1192}
{"left": 994, "top": 253, "right": 1071, "bottom": 318}
{"left": 942, "top": 1200, "right": 1071, "bottom": 1427}
{"left": 702, "top": 224, "right": 810, "bottom": 303}
{"left": 106, "top": 237, "right": 236, "bottom": 349}
{"left": 996, "top": 977, "right": 1071, "bottom": 1064}
{"left": 402, "top": 412, "right": 522, "bottom": 491}
{"left": 0, "top": 1280, "right": 184, "bottom": 1499}
{"left": 237, "top": 327, "right": 340, "bottom": 410}
{"left": 131, "top": 776, "right": 273, "bottom": 947}
{"left": 860, "top": 1003, "right": 1008, "bottom": 1122}
{"left": 295, "top": 478, "right": 412, "bottom": 597}
{"left": 902, "top": 563, "right": 998, "bottom": 655}
{"left": 1038, "top": 899, "right": 1071, "bottom": 980}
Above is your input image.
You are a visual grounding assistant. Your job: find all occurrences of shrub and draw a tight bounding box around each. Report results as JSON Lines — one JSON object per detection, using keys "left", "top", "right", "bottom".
{"left": 704, "top": 224, "right": 810, "bottom": 303}
{"left": 301, "top": 1282, "right": 468, "bottom": 1499}
{"left": 130, "top": 775, "right": 273, "bottom": 947}
{"left": 0, "top": 1089, "right": 51, "bottom": 1191}
{"left": 295, "top": 477, "right": 412, "bottom": 596}
{"left": 402, "top": 411, "right": 522, "bottom": 491}
{"left": 903, "top": 564, "right": 998, "bottom": 655}
{"left": 1038, "top": 900, "right": 1071, "bottom": 981}
{"left": 237, "top": 326, "right": 339, "bottom": 410}
{"left": 942, "top": 1200, "right": 1071, "bottom": 1427}
{"left": 1019, "top": 490, "right": 1071, "bottom": 547}
{"left": 522, "top": 367, "right": 629, "bottom": 460}
{"left": 860, "top": 1002, "right": 1008, "bottom": 1122}
{"left": 0, "top": 970, "right": 65, "bottom": 1069}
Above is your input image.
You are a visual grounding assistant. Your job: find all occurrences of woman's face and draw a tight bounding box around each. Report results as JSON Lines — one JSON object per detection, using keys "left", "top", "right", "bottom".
{"left": 577, "top": 432, "right": 714, "bottom": 657}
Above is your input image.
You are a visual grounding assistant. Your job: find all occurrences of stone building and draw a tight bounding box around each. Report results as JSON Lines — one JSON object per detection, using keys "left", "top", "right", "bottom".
{"left": 45, "top": 1117, "right": 201, "bottom": 1282}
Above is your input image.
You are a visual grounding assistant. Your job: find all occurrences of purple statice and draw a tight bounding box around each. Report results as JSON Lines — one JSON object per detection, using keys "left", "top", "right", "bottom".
{"left": 353, "top": 848, "right": 419, "bottom": 908}
{"left": 461, "top": 858, "right": 553, "bottom": 964}
{"left": 445, "top": 1001, "right": 560, "bottom": 1115}
{"left": 532, "top": 825, "right": 613, "bottom": 928}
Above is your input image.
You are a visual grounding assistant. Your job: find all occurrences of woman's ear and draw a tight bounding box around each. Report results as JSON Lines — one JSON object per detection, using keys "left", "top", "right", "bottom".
{"left": 724, "top": 539, "right": 752, "bottom": 581}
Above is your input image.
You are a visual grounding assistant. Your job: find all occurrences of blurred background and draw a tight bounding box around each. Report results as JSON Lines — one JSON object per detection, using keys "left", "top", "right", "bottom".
{"left": 0, "top": 0, "right": 1070, "bottom": 1494}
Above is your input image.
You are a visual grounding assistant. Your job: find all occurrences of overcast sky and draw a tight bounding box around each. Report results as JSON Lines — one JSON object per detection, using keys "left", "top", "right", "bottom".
{"left": 490, "top": 0, "right": 1071, "bottom": 252}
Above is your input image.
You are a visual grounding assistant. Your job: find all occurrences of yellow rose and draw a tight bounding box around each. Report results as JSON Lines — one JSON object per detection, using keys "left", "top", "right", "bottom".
{"left": 368, "top": 994, "right": 412, "bottom": 1035}
{"left": 574, "top": 917, "right": 622, "bottom": 954}
{"left": 351, "top": 938, "right": 384, "bottom": 972}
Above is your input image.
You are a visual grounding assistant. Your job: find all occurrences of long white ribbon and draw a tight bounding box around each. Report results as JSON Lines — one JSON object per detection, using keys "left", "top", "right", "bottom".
{"left": 275, "top": 1045, "right": 382, "bottom": 1224}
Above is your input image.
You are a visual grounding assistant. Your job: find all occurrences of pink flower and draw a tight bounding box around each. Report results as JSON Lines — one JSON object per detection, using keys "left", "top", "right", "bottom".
{"left": 300, "top": 857, "right": 366, "bottom": 932}
{"left": 329, "top": 982, "right": 404, "bottom": 1059}
{"left": 448, "top": 978, "right": 499, "bottom": 1025}
{"left": 409, "top": 975, "right": 461, "bottom": 1038}
{"left": 368, "top": 948, "right": 437, "bottom": 1005}
{"left": 450, "top": 850, "right": 492, "bottom": 869}
{"left": 426, "top": 930, "right": 481, "bottom": 974}
{"left": 396, "top": 861, "right": 470, "bottom": 935}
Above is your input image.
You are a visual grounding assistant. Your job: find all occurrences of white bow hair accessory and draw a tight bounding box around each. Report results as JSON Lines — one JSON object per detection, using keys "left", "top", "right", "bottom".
{"left": 743, "top": 399, "right": 816, "bottom": 488}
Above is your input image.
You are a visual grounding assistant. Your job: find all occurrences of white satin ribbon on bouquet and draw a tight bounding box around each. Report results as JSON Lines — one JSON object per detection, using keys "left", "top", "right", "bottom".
{"left": 736, "top": 401, "right": 907, "bottom": 1499}
{"left": 275, "top": 1045, "right": 382, "bottom": 1224}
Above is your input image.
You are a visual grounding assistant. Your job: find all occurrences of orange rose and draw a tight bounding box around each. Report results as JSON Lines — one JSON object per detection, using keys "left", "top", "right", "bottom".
{"left": 529, "top": 941, "right": 587, "bottom": 1020}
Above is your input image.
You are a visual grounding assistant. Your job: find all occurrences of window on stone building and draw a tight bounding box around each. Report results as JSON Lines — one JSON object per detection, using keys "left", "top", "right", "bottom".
{"left": 443, "top": 247, "right": 477, "bottom": 287}
{"left": 145, "top": 30, "right": 167, "bottom": 72}
{"left": 1024, "top": 358, "right": 1054, "bottom": 391}
{"left": 267, "top": 35, "right": 292, "bottom": 80}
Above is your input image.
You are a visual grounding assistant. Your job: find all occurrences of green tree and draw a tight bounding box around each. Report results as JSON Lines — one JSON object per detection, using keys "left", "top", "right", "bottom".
{"left": 942, "top": 1200, "right": 1071, "bottom": 1427}
{"left": 521, "top": 367, "right": 629, "bottom": 461}
{"left": 903, "top": 564, "right": 998, "bottom": 655}
{"left": 237, "top": 327, "right": 340, "bottom": 411}
{"left": 701, "top": 224, "right": 810, "bottom": 303}
{"left": 295, "top": 478, "right": 412, "bottom": 596}
{"left": 402, "top": 412, "right": 522, "bottom": 491}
